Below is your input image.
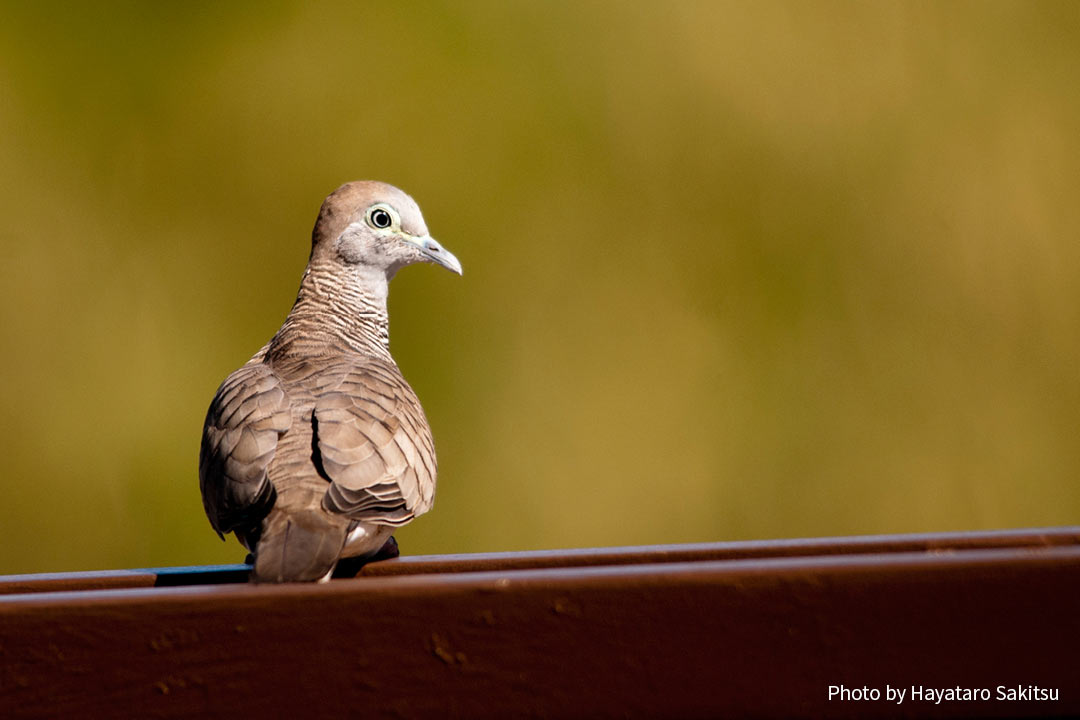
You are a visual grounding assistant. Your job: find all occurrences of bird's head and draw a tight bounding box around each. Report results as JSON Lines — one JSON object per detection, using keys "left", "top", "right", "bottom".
{"left": 311, "top": 181, "right": 462, "bottom": 278}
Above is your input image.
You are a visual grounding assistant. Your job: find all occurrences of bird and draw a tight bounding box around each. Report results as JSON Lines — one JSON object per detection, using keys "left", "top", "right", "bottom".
{"left": 198, "top": 181, "right": 462, "bottom": 582}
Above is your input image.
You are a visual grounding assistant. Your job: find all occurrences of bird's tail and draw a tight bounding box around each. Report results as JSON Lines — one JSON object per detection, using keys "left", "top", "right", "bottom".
{"left": 251, "top": 510, "right": 348, "bottom": 583}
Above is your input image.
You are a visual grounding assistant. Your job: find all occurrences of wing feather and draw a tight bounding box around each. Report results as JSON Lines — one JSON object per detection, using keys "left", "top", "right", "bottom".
{"left": 199, "top": 361, "right": 292, "bottom": 537}
{"left": 314, "top": 359, "right": 436, "bottom": 527}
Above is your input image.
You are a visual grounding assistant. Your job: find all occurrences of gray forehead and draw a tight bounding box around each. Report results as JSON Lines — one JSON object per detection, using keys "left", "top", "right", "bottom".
{"left": 359, "top": 184, "right": 429, "bottom": 237}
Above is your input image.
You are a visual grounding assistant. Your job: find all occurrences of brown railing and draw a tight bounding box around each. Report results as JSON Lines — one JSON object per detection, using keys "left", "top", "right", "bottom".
{"left": 1, "top": 527, "right": 1077, "bottom": 718}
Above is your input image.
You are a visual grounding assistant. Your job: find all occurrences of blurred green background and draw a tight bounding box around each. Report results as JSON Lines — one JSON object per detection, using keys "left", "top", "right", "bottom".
{"left": 1, "top": 1, "right": 1078, "bottom": 574}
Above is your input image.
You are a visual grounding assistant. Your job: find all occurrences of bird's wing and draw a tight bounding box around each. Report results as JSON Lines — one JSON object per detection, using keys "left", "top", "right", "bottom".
{"left": 199, "top": 360, "right": 292, "bottom": 537}
{"left": 314, "top": 358, "right": 436, "bottom": 526}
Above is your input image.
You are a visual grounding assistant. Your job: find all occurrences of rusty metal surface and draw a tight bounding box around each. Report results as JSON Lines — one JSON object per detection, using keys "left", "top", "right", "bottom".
{"left": 361, "top": 525, "right": 1080, "bottom": 576}
{"left": 0, "top": 569, "right": 158, "bottom": 595}
{"left": 0, "top": 565, "right": 251, "bottom": 596}
{"left": 2, "top": 526, "right": 1077, "bottom": 594}
{"left": 0, "top": 542, "right": 1078, "bottom": 719}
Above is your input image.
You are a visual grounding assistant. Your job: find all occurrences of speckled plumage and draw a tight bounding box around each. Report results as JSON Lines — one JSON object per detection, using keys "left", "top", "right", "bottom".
{"left": 199, "top": 181, "right": 460, "bottom": 582}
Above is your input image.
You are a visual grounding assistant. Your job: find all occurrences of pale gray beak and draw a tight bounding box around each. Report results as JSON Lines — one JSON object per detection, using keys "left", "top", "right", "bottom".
{"left": 416, "top": 235, "right": 463, "bottom": 275}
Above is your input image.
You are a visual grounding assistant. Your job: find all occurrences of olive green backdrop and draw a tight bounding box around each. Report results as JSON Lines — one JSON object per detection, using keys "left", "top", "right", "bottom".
{"left": 1, "top": 1, "right": 1078, "bottom": 573}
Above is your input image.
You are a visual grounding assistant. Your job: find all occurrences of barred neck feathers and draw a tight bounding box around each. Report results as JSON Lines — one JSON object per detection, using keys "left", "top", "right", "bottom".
{"left": 269, "top": 259, "right": 392, "bottom": 361}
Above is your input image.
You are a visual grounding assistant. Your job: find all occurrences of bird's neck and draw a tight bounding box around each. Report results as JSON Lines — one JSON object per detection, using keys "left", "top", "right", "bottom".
{"left": 268, "top": 259, "right": 393, "bottom": 361}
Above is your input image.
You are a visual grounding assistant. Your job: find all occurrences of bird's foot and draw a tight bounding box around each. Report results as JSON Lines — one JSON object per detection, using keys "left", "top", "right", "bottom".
{"left": 331, "top": 535, "right": 400, "bottom": 579}
{"left": 374, "top": 535, "right": 400, "bottom": 561}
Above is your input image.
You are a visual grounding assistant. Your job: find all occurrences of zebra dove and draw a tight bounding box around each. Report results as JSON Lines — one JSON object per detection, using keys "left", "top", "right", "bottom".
{"left": 199, "top": 181, "right": 461, "bottom": 582}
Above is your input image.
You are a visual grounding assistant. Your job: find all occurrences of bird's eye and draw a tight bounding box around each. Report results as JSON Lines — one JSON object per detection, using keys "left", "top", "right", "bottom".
{"left": 369, "top": 208, "right": 393, "bottom": 229}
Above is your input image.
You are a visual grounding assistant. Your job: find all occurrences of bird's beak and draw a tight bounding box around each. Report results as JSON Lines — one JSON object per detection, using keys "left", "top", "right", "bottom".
{"left": 413, "top": 235, "right": 463, "bottom": 275}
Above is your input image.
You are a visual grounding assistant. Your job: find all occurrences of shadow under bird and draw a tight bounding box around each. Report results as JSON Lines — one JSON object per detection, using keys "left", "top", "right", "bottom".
{"left": 198, "top": 181, "right": 462, "bottom": 582}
